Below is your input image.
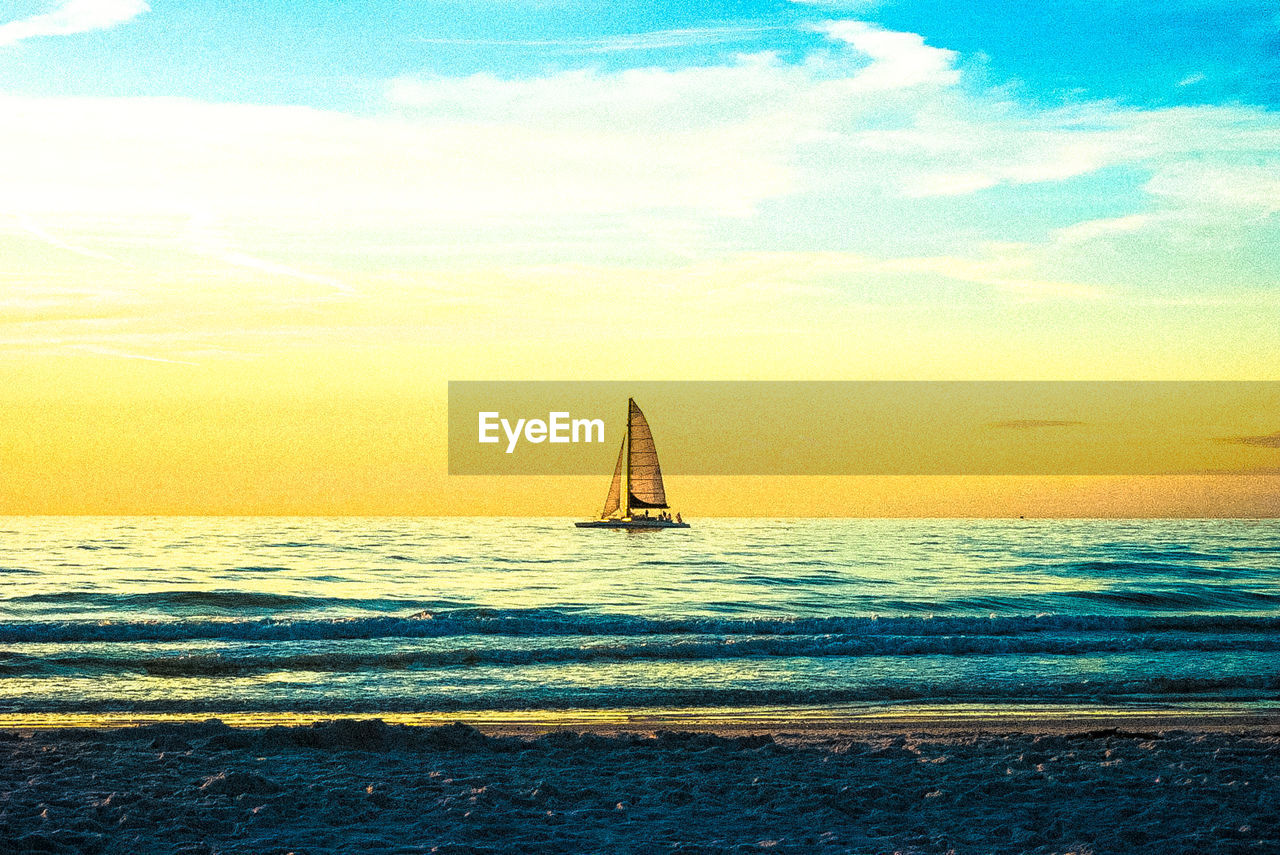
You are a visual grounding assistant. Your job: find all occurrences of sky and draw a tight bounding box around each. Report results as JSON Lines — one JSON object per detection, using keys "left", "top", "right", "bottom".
{"left": 1, "top": 0, "right": 1278, "bottom": 514}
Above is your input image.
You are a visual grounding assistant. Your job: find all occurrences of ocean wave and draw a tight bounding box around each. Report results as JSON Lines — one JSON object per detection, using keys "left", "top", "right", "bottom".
{"left": 4, "top": 674, "right": 1278, "bottom": 714}
{"left": 3, "top": 629, "right": 1279, "bottom": 677}
{"left": 1, "top": 590, "right": 436, "bottom": 613}
{"left": 8, "top": 582, "right": 1280, "bottom": 621}
{"left": 1064, "top": 588, "right": 1280, "bottom": 609}
{"left": 4, "top": 609, "right": 1280, "bottom": 644}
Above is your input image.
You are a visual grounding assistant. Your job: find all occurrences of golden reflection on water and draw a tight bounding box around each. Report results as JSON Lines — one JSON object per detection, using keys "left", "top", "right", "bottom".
{"left": 0, "top": 702, "right": 1266, "bottom": 733}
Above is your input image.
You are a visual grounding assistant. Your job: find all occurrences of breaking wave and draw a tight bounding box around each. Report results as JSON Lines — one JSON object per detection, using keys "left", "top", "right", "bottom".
{"left": 4, "top": 609, "right": 1280, "bottom": 644}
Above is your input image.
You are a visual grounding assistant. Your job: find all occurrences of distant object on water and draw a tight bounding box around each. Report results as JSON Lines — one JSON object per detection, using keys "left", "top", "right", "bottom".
{"left": 576, "top": 398, "right": 689, "bottom": 529}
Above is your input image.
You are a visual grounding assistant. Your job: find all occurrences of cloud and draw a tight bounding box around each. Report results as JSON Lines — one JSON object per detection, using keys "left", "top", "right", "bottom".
{"left": 1214, "top": 431, "right": 1280, "bottom": 449}
{"left": 1196, "top": 466, "right": 1280, "bottom": 475}
{"left": 68, "top": 344, "right": 200, "bottom": 366}
{"left": 789, "top": 0, "right": 881, "bottom": 8}
{"left": 874, "top": 252, "right": 1109, "bottom": 300}
{"left": 0, "top": 0, "right": 148, "bottom": 47}
{"left": 815, "top": 20, "right": 959, "bottom": 90}
{"left": 184, "top": 211, "right": 357, "bottom": 297}
{"left": 8, "top": 22, "right": 1278, "bottom": 234}
{"left": 1146, "top": 161, "right": 1280, "bottom": 216}
{"left": 414, "top": 25, "right": 783, "bottom": 53}
{"left": 14, "top": 214, "right": 124, "bottom": 263}
{"left": 988, "top": 420, "right": 1087, "bottom": 430}
{"left": 1051, "top": 215, "right": 1152, "bottom": 245}
{"left": 3, "top": 17, "right": 1279, "bottom": 326}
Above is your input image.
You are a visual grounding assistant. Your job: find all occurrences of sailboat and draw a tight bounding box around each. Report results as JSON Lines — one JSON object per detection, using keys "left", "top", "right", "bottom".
{"left": 575, "top": 398, "right": 690, "bottom": 529}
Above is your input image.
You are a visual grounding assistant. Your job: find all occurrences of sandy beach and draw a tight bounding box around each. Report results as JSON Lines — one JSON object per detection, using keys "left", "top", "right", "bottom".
{"left": 3, "top": 713, "right": 1278, "bottom": 854}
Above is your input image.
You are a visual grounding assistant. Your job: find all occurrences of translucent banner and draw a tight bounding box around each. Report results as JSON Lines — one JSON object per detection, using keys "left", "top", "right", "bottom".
{"left": 448, "top": 381, "right": 1280, "bottom": 476}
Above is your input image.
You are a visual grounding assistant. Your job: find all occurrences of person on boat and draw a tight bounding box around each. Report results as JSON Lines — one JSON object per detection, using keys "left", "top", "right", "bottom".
{"left": 675, "top": 513, "right": 682, "bottom": 524}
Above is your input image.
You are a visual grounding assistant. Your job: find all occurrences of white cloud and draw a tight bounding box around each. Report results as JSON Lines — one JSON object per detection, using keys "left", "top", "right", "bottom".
{"left": 1146, "top": 163, "right": 1280, "bottom": 216}
{"left": 0, "top": 0, "right": 148, "bottom": 46}
{"left": 184, "top": 211, "right": 357, "bottom": 297}
{"left": 902, "top": 172, "right": 998, "bottom": 197}
{"left": 816, "top": 20, "right": 959, "bottom": 90}
{"left": 413, "top": 25, "right": 784, "bottom": 53}
{"left": 8, "top": 21, "right": 1272, "bottom": 239}
{"left": 0, "top": 70, "right": 800, "bottom": 228}
{"left": 1, "top": 17, "right": 1277, "bottom": 323}
{"left": 788, "top": 0, "right": 881, "bottom": 8}
{"left": 68, "top": 344, "right": 200, "bottom": 365}
{"left": 14, "top": 213, "right": 124, "bottom": 263}
{"left": 873, "top": 250, "right": 1110, "bottom": 300}
{"left": 1052, "top": 215, "right": 1152, "bottom": 245}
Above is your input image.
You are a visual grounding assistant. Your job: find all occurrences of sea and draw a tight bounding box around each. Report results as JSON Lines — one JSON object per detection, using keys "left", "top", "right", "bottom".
{"left": 1, "top": 517, "right": 1278, "bottom": 724}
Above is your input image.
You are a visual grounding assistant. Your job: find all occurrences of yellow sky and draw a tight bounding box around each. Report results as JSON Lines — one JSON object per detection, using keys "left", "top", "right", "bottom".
{"left": 2, "top": 339, "right": 1278, "bottom": 515}
{"left": 4, "top": 35, "right": 1280, "bottom": 517}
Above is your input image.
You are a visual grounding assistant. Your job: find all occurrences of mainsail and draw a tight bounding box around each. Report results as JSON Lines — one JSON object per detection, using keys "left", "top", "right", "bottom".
{"left": 626, "top": 399, "right": 668, "bottom": 509}
{"left": 600, "top": 398, "right": 669, "bottom": 518}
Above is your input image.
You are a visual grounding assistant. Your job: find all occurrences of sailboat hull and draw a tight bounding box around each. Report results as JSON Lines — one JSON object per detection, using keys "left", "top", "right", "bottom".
{"left": 575, "top": 519, "right": 690, "bottom": 529}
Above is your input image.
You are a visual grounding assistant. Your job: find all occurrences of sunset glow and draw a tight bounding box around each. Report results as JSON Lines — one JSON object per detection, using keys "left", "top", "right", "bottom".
{"left": 2, "top": 0, "right": 1277, "bottom": 514}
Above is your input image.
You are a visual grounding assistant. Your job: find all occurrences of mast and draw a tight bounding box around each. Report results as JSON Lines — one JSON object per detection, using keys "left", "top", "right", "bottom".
{"left": 621, "top": 397, "right": 632, "bottom": 519}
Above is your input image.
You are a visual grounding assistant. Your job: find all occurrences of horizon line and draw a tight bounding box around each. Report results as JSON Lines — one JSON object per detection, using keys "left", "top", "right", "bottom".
{"left": 1, "top": 513, "right": 1277, "bottom": 520}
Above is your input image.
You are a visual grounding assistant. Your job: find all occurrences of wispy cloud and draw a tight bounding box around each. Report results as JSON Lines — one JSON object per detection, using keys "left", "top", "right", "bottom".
{"left": 0, "top": 0, "right": 148, "bottom": 47}
{"left": 1214, "top": 431, "right": 1280, "bottom": 448}
{"left": 789, "top": 0, "right": 881, "bottom": 8}
{"left": 185, "top": 212, "right": 358, "bottom": 297}
{"left": 1196, "top": 465, "right": 1280, "bottom": 475}
{"left": 14, "top": 214, "right": 125, "bottom": 263}
{"left": 989, "top": 420, "right": 1087, "bottom": 430}
{"left": 875, "top": 253, "right": 1110, "bottom": 301}
{"left": 1051, "top": 215, "right": 1152, "bottom": 246}
{"left": 415, "top": 25, "right": 784, "bottom": 54}
{"left": 68, "top": 344, "right": 200, "bottom": 366}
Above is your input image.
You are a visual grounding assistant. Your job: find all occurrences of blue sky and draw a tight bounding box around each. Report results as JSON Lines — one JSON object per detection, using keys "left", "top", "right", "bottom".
{"left": 1, "top": 0, "right": 1278, "bottom": 383}
{"left": 3, "top": 1, "right": 1277, "bottom": 107}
